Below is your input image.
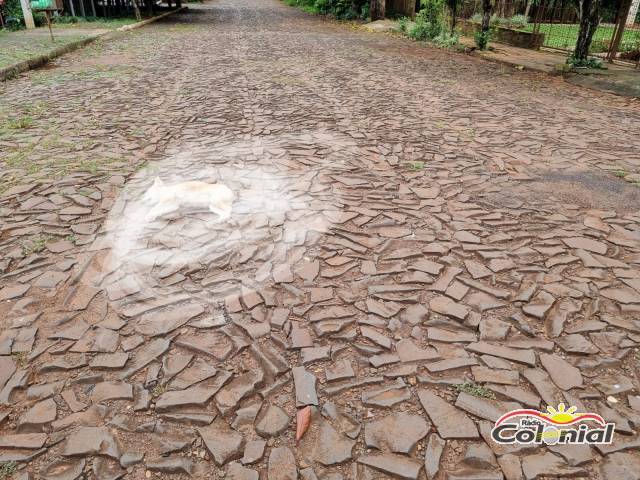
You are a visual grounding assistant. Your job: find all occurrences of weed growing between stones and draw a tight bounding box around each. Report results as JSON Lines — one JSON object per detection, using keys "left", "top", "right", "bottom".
{"left": 454, "top": 381, "right": 496, "bottom": 399}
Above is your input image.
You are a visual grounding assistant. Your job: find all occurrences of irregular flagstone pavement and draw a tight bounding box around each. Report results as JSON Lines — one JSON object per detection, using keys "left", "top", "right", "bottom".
{"left": 1, "top": 0, "right": 640, "bottom": 479}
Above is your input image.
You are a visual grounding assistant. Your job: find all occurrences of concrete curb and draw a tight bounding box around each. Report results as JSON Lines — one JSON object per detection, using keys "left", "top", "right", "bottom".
{"left": 0, "top": 7, "right": 186, "bottom": 82}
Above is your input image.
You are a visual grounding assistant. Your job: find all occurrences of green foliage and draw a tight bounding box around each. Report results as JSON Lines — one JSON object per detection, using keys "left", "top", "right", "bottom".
{"left": 614, "top": 169, "right": 626, "bottom": 178}
{"left": 454, "top": 381, "right": 496, "bottom": 399}
{"left": 6, "top": 116, "right": 33, "bottom": 129}
{"left": 469, "top": 13, "right": 529, "bottom": 29}
{"left": 566, "top": 55, "right": 603, "bottom": 69}
{"left": 0, "top": 462, "right": 17, "bottom": 480}
{"left": 509, "top": 14, "right": 529, "bottom": 28}
{"left": 408, "top": 0, "right": 445, "bottom": 41}
{"left": 408, "top": 161, "right": 425, "bottom": 170}
{"left": 475, "top": 29, "right": 490, "bottom": 49}
{"left": 283, "top": 0, "right": 368, "bottom": 19}
{"left": 433, "top": 30, "right": 458, "bottom": 47}
{"left": 397, "top": 16, "right": 409, "bottom": 32}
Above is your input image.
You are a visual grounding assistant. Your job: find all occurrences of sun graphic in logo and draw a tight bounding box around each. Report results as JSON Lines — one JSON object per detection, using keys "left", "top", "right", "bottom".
{"left": 542, "top": 404, "right": 578, "bottom": 424}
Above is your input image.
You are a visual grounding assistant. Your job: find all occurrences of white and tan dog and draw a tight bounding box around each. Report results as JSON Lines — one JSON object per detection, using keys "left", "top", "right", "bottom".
{"left": 143, "top": 177, "right": 234, "bottom": 221}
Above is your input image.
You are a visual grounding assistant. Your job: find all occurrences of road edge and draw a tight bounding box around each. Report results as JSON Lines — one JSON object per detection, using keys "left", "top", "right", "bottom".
{"left": 0, "top": 7, "right": 186, "bottom": 83}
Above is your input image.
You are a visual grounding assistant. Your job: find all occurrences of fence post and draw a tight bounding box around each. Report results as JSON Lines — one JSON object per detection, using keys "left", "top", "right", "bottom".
{"left": 607, "top": 0, "right": 632, "bottom": 62}
{"left": 19, "top": 0, "right": 36, "bottom": 28}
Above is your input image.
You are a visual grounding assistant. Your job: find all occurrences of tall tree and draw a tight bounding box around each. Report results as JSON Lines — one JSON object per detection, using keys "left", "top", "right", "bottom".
{"left": 370, "top": 0, "right": 385, "bottom": 19}
{"left": 481, "top": 0, "right": 493, "bottom": 34}
{"left": 447, "top": 0, "right": 458, "bottom": 32}
{"left": 574, "top": 0, "right": 602, "bottom": 60}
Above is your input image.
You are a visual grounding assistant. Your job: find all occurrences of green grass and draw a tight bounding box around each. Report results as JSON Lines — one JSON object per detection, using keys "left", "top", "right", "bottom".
{"left": 52, "top": 17, "right": 138, "bottom": 30}
{"left": 0, "top": 462, "right": 17, "bottom": 480}
{"left": 454, "top": 381, "right": 496, "bottom": 399}
{"left": 282, "top": 0, "right": 320, "bottom": 15}
{"left": 520, "top": 23, "right": 640, "bottom": 53}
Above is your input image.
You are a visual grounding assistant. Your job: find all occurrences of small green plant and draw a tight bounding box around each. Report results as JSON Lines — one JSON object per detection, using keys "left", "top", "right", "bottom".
{"left": 151, "top": 384, "right": 166, "bottom": 397}
{"left": 408, "top": 0, "right": 445, "bottom": 41}
{"left": 0, "top": 461, "right": 17, "bottom": 480}
{"left": 11, "top": 352, "right": 27, "bottom": 369}
{"left": 454, "top": 381, "right": 495, "bottom": 399}
{"left": 614, "top": 170, "right": 627, "bottom": 178}
{"left": 475, "top": 29, "right": 490, "bottom": 50}
{"left": 433, "top": 30, "right": 459, "bottom": 47}
{"left": 397, "top": 16, "right": 409, "bottom": 32}
{"left": 408, "top": 161, "right": 425, "bottom": 170}
{"left": 566, "top": 56, "right": 604, "bottom": 69}
{"left": 6, "top": 116, "right": 33, "bottom": 130}
{"left": 509, "top": 14, "right": 529, "bottom": 28}
{"left": 21, "top": 235, "right": 51, "bottom": 256}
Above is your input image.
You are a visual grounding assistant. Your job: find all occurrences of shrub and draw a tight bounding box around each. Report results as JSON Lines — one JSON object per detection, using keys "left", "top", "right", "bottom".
{"left": 509, "top": 14, "right": 529, "bottom": 28}
{"left": 566, "top": 56, "right": 603, "bottom": 69}
{"left": 433, "top": 30, "right": 458, "bottom": 47}
{"left": 408, "top": 0, "right": 445, "bottom": 40}
{"left": 475, "top": 29, "right": 490, "bottom": 49}
{"left": 397, "top": 16, "right": 409, "bottom": 32}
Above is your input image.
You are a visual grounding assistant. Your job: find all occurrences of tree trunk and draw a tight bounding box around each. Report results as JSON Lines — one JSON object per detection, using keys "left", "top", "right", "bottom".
{"left": 370, "top": 0, "right": 385, "bottom": 20}
{"left": 524, "top": 0, "right": 532, "bottom": 19}
{"left": 574, "top": 0, "right": 601, "bottom": 60}
{"left": 448, "top": 0, "right": 457, "bottom": 32}
{"left": 481, "top": 0, "right": 492, "bottom": 32}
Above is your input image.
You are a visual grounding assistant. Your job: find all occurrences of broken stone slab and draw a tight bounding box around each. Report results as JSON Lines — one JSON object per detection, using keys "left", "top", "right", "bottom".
{"left": 227, "top": 462, "right": 259, "bottom": 480}
{"left": 215, "top": 370, "right": 264, "bottom": 416}
{"left": 429, "top": 296, "right": 469, "bottom": 321}
{"left": 145, "top": 457, "right": 195, "bottom": 475}
{"left": 119, "top": 338, "right": 170, "bottom": 379}
{"left": 521, "top": 451, "right": 587, "bottom": 480}
{"left": 0, "top": 433, "right": 47, "bottom": 449}
{"left": 254, "top": 403, "right": 290, "bottom": 438}
{"left": 455, "top": 392, "right": 521, "bottom": 422}
{"left": 362, "top": 378, "right": 410, "bottom": 408}
{"left": 424, "top": 434, "right": 445, "bottom": 480}
{"left": 357, "top": 453, "right": 422, "bottom": 480}
{"left": 311, "top": 421, "right": 355, "bottom": 466}
{"left": 63, "top": 426, "right": 120, "bottom": 459}
{"left": 157, "top": 383, "right": 226, "bottom": 413}
{"left": 241, "top": 440, "right": 266, "bottom": 465}
{"left": 198, "top": 422, "right": 245, "bottom": 466}
{"left": 466, "top": 342, "right": 536, "bottom": 366}
{"left": 292, "top": 366, "right": 318, "bottom": 407}
{"left": 17, "top": 398, "right": 57, "bottom": 432}
{"left": 364, "top": 412, "right": 428, "bottom": 454}
{"left": 135, "top": 303, "right": 204, "bottom": 336}
{"left": 417, "top": 390, "right": 479, "bottom": 439}
{"left": 396, "top": 339, "right": 439, "bottom": 362}
{"left": 91, "top": 382, "right": 133, "bottom": 404}
{"left": 539, "top": 353, "right": 583, "bottom": 390}
{"left": 42, "top": 459, "right": 86, "bottom": 480}
{"left": 268, "top": 446, "right": 297, "bottom": 480}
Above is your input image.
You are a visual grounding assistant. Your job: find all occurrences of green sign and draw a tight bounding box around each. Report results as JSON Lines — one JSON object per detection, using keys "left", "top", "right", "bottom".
{"left": 30, "top": 0, "right": 55, "bottom": 10}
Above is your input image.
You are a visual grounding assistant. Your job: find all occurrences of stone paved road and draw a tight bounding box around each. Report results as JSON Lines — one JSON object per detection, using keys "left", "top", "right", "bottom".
{"left": 2, "top": 1, "right": 640, "bottom": 479}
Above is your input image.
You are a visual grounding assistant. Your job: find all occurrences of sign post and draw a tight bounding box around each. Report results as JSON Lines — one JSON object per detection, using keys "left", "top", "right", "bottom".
{"left": 19, "top": 0, "right": 36, "bottom": 29}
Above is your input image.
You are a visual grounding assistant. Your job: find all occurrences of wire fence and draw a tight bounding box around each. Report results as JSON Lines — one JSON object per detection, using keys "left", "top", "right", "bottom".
{"left": 459, "top": 0, "right": 640, "bottom": 64}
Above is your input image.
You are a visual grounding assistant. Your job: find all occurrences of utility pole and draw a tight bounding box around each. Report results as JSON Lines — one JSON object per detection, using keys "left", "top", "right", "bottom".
{"left": 19, "top": 0, "right": 36, "bottom": 29}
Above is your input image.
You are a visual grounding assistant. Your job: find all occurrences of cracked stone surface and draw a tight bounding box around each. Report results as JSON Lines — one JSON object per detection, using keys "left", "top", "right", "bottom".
{"left": 0, "top": 0, "right": 639, "bottom": 478}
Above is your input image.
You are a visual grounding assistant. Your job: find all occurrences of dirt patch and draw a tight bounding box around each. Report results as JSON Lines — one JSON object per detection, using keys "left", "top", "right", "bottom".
{"left": 491, "top": 170, "right": 640, "bottom": 214}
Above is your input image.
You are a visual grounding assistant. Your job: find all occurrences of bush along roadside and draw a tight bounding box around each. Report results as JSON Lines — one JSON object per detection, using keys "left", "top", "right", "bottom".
{"left": 282, "top": 0, "right": 369, "bottom": 20}
{"left": 397, "top": 0, "right": 460, "bottom": 50}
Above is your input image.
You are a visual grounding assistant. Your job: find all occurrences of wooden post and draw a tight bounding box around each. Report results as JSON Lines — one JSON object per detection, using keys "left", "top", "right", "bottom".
{"left": 19, "top": 0, "right": 36, "bottom": 28}
{"left": 132, "top": 0, "right": 141, "bottom": 20}
{"left": 45, "top": 10, "right": 54, "bottom": 41}
{"left": 607, "top": 0, "right": 632, "bottom": 62}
